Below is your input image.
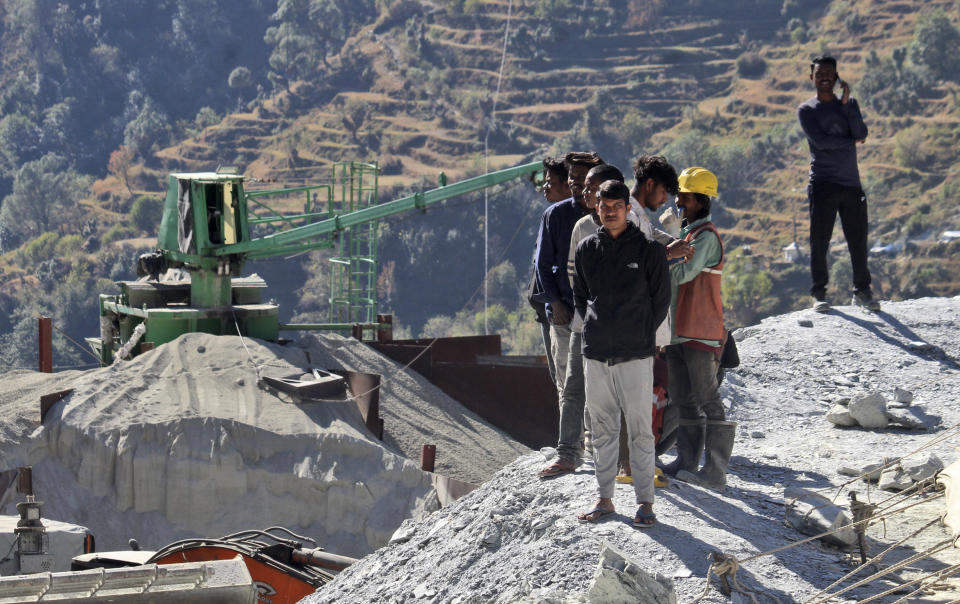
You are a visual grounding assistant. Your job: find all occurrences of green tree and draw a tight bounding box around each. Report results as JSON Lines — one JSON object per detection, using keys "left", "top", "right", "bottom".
{"left": 338, "top": 98, "right": 374, "bottom": 145}
{"left": 228, "top": 66, "right": 253, "bottom": 90}
{"left": 193, "top": 107, "right": 221, "bottom": 132}
{"left": 123, "top": 97, "right": 170, "bottom": 156}
{"left": 0, "top": 154, "right": 90, "bottom": 249}
{"left": 893, "top": 126, "right": 933, "bottom": 171}
{"left": 228, "top": 66, "right": 253, "bottom": 109}
{"left": 722, "top": 251, "right": 773, "bottom": 327}
{"left": 561, "top": 87, "right": 654, "bottom": 171}
{"left": 421, "top": 314, "right": 456, "bottom": 338}
{"left": 473, "top": 304, "right": 509, "bottom": 334}
{"left": 130, "top": 195, "right": 164, "bottom": 234}
{"left": 264, "top": 0, "right": 321, "bottom": 90}
{"left": 484, "top": 261, "right": 518, "bottom": 308}
{"left": 909, "top": 9, "right": 960, "bottom": 81}
{"left": 0, "top": 114, "right": 42, "bottom": 175}
{"left": 17, "top": 231, "right": 60, "bottom": 267}
{"left": 856, "top": 49, "right": 925, "bottom": 116}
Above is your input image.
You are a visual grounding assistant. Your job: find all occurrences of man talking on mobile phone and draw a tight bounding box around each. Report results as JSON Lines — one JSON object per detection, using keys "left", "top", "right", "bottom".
{"left": 798, "top": 55, "right": 878, "bottom": 313}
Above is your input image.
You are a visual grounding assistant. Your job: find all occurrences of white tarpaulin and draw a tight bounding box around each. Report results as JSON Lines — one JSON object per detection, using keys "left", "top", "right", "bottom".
{"left": 0, "top": 514, "right": 90, "bottom": 575}
{"left": 937, "top": 459, "right": 960, "bottom": 542}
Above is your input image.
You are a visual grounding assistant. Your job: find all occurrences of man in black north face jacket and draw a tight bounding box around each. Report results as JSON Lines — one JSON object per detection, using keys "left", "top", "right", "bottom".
{"left": 574, "top": 213, "right": 670, "bottom": 362}
{"left": 572, "top": 180, "right": 670, "bottom": 527}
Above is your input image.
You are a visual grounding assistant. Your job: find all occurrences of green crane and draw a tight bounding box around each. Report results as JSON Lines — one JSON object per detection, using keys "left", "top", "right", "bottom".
{"left": 87, "top": 161, "right": 543, "bottom": 365}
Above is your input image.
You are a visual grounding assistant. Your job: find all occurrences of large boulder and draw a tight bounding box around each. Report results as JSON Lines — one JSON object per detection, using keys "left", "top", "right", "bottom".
{"left": 837, "top": 462, "right": 884, "bottom": 483}
{"left": 879, "top": 467, "right": 914, "bottom": 491}
{"left": 892, "top": 387, "right": 914, "bottom": 405}
{"left": 849, "top": 393, "right": 888, "bottom": 429}
{"left": 886, "top": 407, "right": 932, "bottom": 430}
{"left": 826, "top": 405, "right": 857, "bottom": 427}
{"left": 588, "top": 543, "right": 677, "bottom": 604}
{"left": 785, "top": 487, "right": 857, "bottom": 548}
{"left": 902, "top": 455, "right": 944, "bottom": 482}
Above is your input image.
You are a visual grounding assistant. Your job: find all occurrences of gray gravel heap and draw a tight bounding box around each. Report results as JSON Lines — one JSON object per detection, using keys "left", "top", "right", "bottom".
{"left": 306, "top": 297, "right": 960, "bottom": 603}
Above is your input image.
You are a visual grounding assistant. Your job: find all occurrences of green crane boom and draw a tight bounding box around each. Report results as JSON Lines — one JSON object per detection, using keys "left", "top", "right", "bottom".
{"left": 87, "top": 161, "right": 543, "bottom": 365}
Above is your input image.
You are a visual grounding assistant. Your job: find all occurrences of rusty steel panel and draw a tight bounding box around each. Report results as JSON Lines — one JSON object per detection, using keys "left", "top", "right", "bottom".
{"left": 367, "top": 343, "right": 433, "bottom": 378}
{"left": 17, "top": 466, "right": 32, "bottom": 495}
{"left": 40, "top": 389, "right": 74, "bottom": 423}
{"left": 386, "top": 335, "right": 501, "bottom": 363}
{"left": 420, "top": 444, "right": 436, "bottom": 472}
{"left": 38, "top": 317, "right": 52, "bottom": 373}
{"left": 376, "top": 314, "right": 393, "bottom": 342}
{"left": 343, "top": 370, "right": 382, "bottom": 440}
{"left": 429, "top": 362, "right": 557, "bottom": 449}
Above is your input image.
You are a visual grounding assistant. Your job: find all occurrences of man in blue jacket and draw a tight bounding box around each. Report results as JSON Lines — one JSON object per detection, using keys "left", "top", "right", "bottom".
{"left": 798, "top": 55, "right": 878, "bottom": 313}
{"left": 528, "top": 156, "right": 573, "bottom": 386}
{"left": 572, "top": 180, "right": 670, "bottom": 528}
{"left": 534, "top": 151, "right": 603, "bottom": 396}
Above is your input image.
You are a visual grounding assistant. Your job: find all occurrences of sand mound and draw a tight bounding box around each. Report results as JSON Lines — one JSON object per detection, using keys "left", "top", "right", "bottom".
{"left": 0, "top": 332, "right": 527, "bottom": 557}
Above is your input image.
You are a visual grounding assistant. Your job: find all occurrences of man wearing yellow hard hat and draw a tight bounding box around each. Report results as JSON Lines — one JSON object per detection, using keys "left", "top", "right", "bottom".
{"left": 662, "top": 167, "right": 737, "bottom": 491}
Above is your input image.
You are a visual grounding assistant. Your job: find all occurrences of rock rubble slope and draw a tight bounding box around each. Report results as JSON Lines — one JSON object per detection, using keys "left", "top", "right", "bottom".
{"left": 295, "top": 333, "right": 530, "bottom": 485}
{"left": 0, "top": 332, "right": 527, "bottom": 557}
{"left": 307, "top": 297, "right": 960, "bottom": 603}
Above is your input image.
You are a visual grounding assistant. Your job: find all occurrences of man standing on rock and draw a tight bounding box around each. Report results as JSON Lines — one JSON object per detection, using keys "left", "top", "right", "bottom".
{"left": 665, "top": 167, "right": 737, "bottom": 491}
{"left": 529, "top": 156, "right": 573, "bottom": 387}
{"left": 534, "top": 152, "right": 603, "bottom": 398}
{"left": 573, "top": 180, "right": 669, "bottom": 527}
{"left": 798, "top": 55, "right": 878, "bottom": 313}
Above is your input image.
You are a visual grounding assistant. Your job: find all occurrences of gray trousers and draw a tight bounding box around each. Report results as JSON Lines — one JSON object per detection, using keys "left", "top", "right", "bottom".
{"left": 584, "top": 357, "right": 655, "bottom": 504}
{"left": 556, "top": 331, "right": 587, "bottom": 463}
{"left": 540, "top": 321, "right": 557, "bottom": 386}
{"left": 549, "top": 323, "right": 572, "bottom": 398}
{"left": 666, "top": 344, "right": 725, "bottom": 421}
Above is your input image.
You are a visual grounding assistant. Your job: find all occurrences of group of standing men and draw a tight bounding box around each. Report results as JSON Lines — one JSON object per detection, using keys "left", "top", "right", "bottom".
{"left": 526, "top": 54, "right": 878, "bottom": 527}
{"left": 530, "top": 153, "right": 733, "bottom": 527}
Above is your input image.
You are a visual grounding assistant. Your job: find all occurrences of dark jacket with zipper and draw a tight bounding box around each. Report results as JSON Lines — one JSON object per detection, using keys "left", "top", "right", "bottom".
{"left": 573, "top": 222, "right": 670, "bottom": 362}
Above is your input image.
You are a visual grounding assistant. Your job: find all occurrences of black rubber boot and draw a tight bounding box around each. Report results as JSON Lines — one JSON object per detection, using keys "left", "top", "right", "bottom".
{"left": 677, "top": 420, "right": 736, "bottom": 490}
{"left": 660, "top": 418, "right": 705, "bottom": 478}
{"left": 655, "top": 405, "right": 679, "bottom": 457}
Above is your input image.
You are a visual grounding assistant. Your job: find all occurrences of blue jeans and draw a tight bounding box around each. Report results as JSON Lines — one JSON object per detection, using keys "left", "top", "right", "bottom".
{"left": 556, "top": 331, "right": 586, "bottom": 463}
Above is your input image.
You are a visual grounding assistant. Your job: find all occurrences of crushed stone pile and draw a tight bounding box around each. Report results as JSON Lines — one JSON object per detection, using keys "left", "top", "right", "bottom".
{"left": 294, "top": 333, "right": 530, "bottom": 485}
{"left": 0, "top": 332, "right": 527, "bottom": 557}
{"left": 307, "top": 297, "right": 960, "bottom": 603}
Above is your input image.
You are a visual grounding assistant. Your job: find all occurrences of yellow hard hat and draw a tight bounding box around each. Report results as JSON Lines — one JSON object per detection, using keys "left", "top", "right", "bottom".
{"left": 677, "top": 167, "right": 718, "bottom": 197}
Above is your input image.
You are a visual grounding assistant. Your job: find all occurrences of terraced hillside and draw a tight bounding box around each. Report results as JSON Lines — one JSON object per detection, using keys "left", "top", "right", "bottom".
{"left": 2, "top": 0, "right": 959, "bottom": 366}
{"left": 143, "top": 2, "right": 798, "bottom": 184}
{"left": 133, "top": 0, "right": 959, "bottom": 324}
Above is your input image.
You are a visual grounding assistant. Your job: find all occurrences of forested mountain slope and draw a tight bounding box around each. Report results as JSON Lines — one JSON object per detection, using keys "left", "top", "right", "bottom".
{"left": 0, "top": 0, "right": 958, "bottom": 367}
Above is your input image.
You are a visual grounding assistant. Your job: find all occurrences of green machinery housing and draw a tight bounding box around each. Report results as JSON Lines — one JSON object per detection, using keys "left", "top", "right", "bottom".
{"left": 87, "top": 161, "right": 543, "bottom": 365}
